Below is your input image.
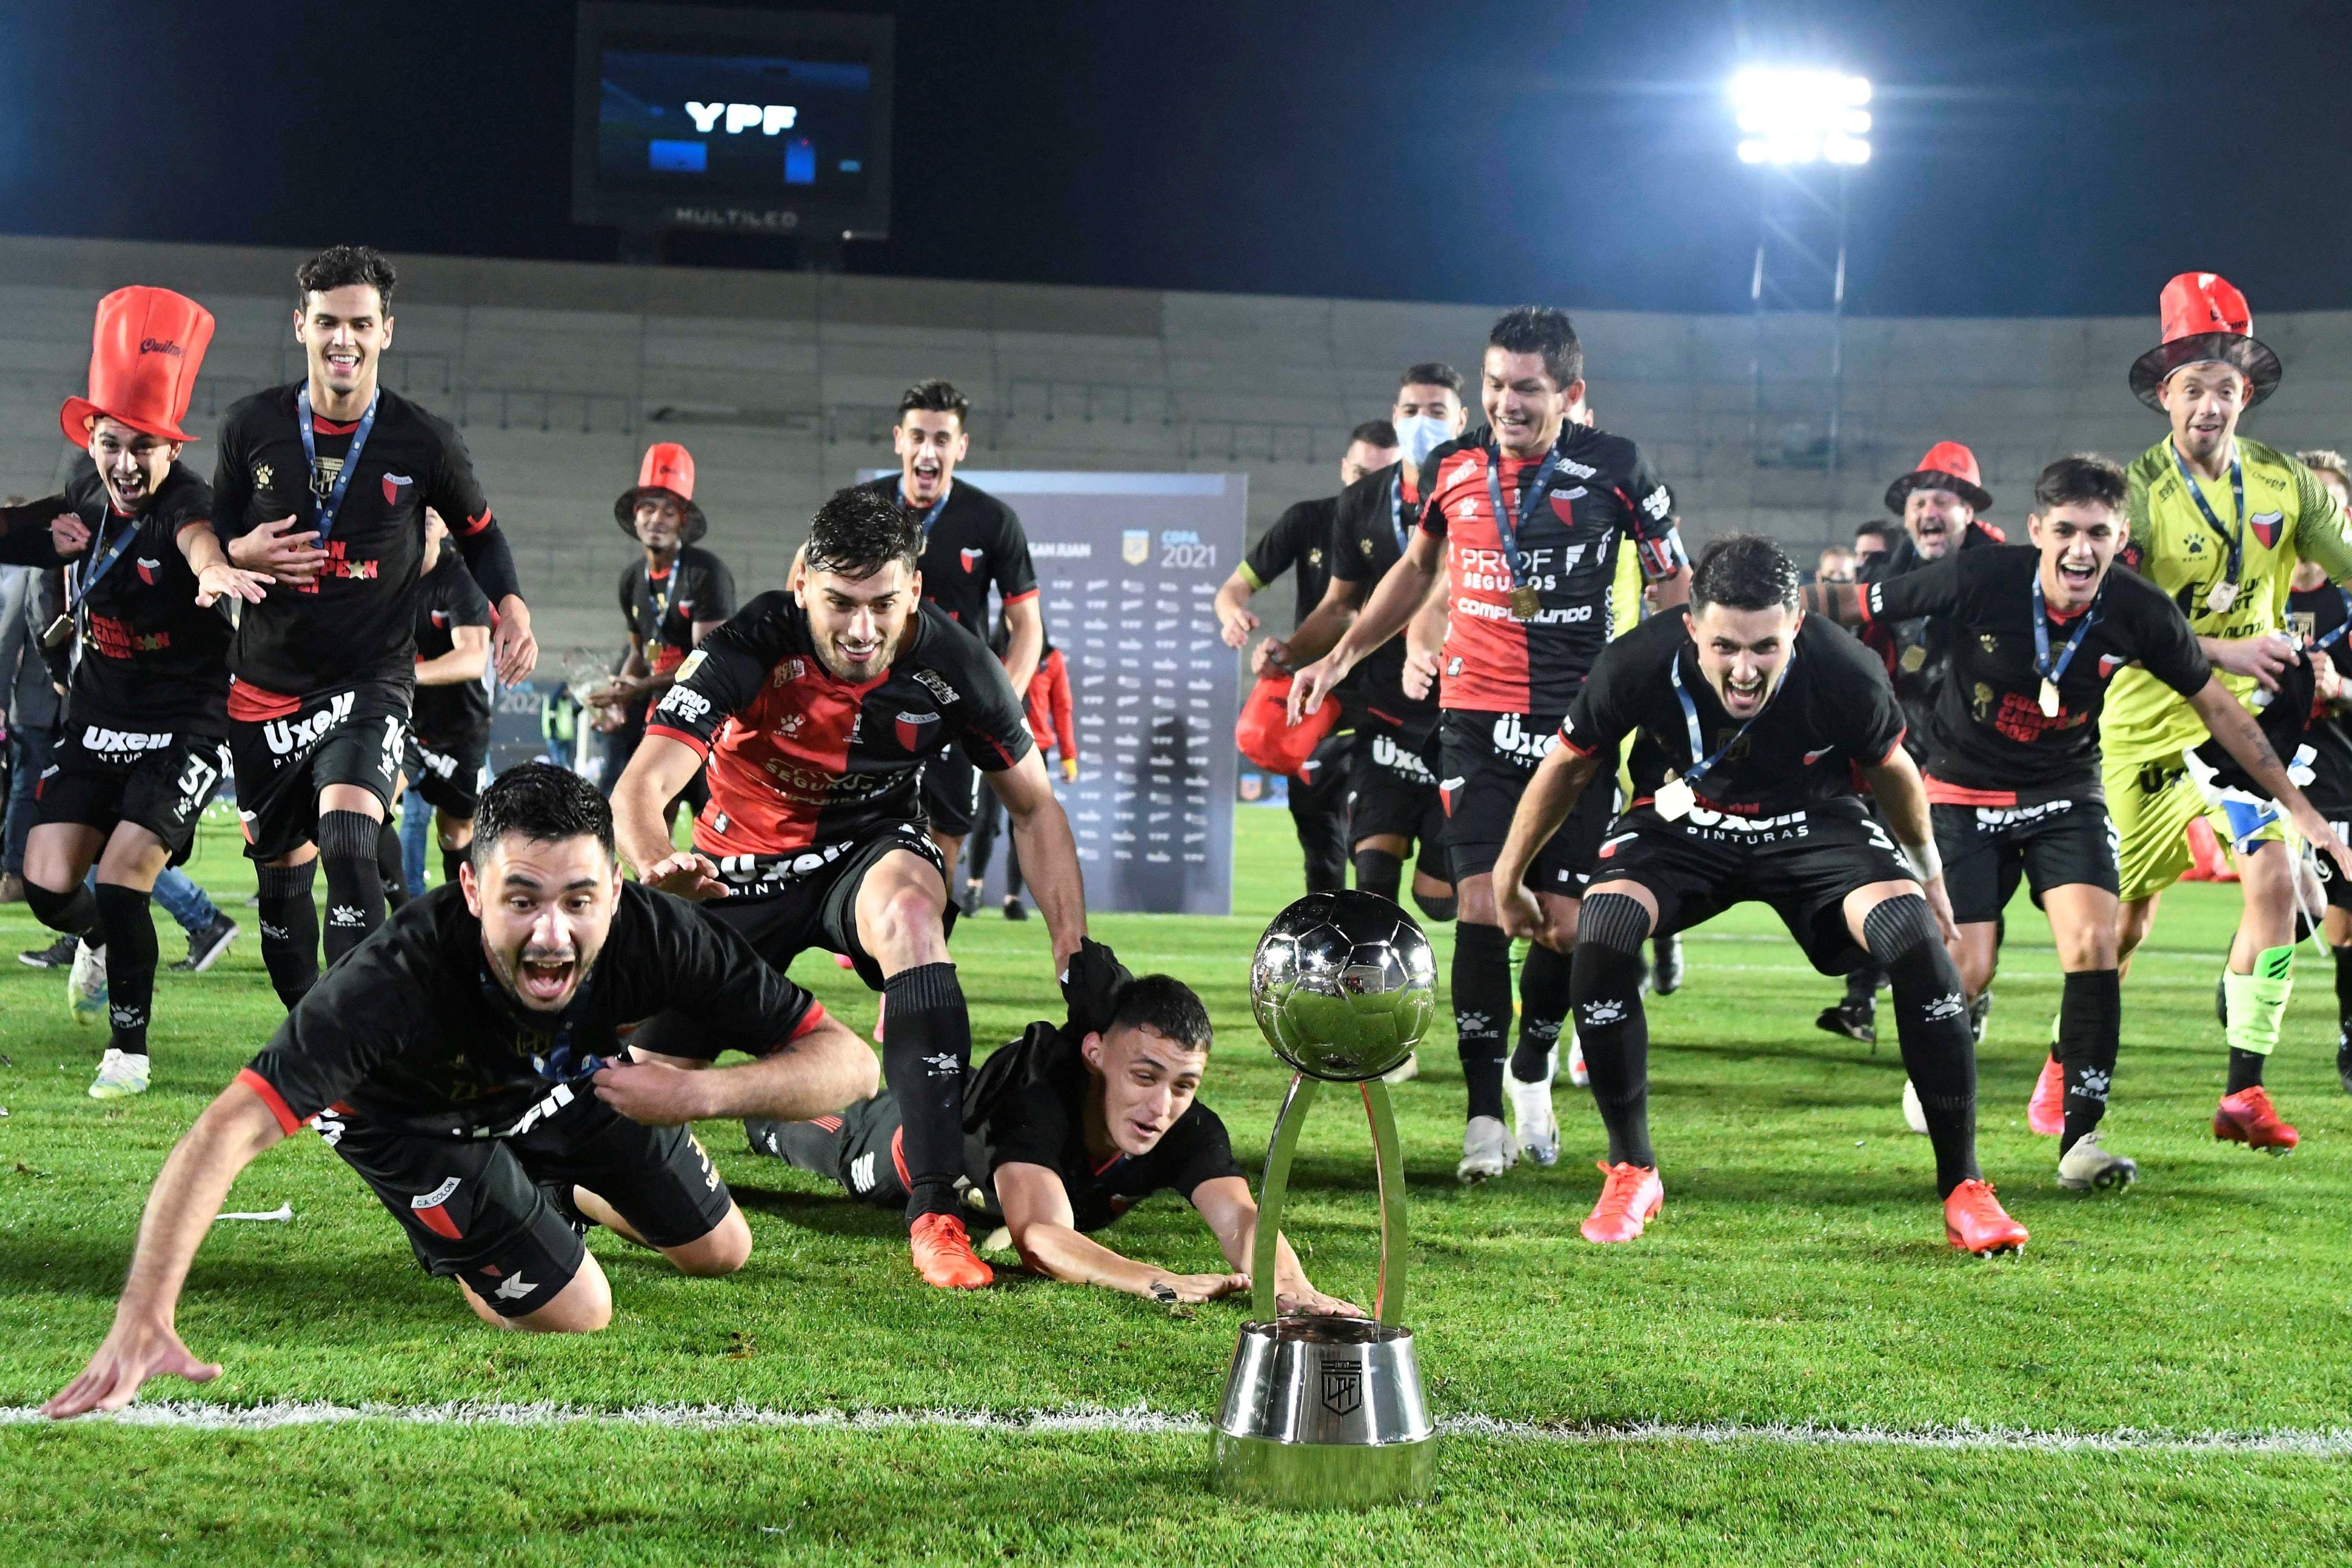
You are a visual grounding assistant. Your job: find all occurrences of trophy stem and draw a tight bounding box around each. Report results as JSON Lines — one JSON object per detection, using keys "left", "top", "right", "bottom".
{"left": 1359, "top": 1078, "right": 1406, "bottom": 1329}
{"left": 1251, "top": 1073, "right": 1321, "bottom": 1323}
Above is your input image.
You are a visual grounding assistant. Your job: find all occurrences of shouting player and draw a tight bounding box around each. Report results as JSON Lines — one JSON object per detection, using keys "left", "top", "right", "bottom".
{"left": 40, "top": 765, "right": 879, "bottom": 1416}
{"left": 402, "top": 508, "right": 493, "bottom": 890}
{"left": 213, "top": 245, "right": 535, "bottom": 1007}
{"left": 614, "top": 486, "right": 1103, "bottom": 1291}
{"left": 1807, "top": 454, "right": 2352, "bottom": 1189}
{"left": 1291, "top": 307, "right": 1691, "bottom": 1182}
{"left": 748, "top": 973, "right": 1358, "bottom": 1313}
{"left": 1493, "top": 536, "right": 2030, "bottom": 1254}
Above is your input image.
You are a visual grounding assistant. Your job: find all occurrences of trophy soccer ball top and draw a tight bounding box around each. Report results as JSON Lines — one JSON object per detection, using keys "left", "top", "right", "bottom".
{"left": 1249, "top": 890, "right": 1437, "bottom": 1082}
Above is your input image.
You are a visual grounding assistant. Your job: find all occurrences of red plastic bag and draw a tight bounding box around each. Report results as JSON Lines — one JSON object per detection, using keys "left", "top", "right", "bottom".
{"left": 1235, "top": 672, "right": 1338, "bottom": 778}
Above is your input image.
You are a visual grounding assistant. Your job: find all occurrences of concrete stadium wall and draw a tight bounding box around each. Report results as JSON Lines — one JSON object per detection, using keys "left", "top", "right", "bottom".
{"left": 6, "top": 233, "right": 2352, "bottom": 649}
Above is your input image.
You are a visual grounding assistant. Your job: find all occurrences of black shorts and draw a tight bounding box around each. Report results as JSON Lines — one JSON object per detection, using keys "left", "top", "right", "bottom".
{"left": 1933, "top": 796, "right": 2119, "bottom": 926}
{"left": 1440, "top": 709, "right": 1611, "bottom": 892}
{"left": 403, "top": 725, "right": 490, "bottom": 820}
{"left": 318, "top": 1089, "right": 732, "bottom": 1319}
{"left": 2317, "top": 810, "right": 2352, "bottom": 913}
{"left": 921, "top": 745, "right": 981, "bottom": 838}
{"left": 33, "top": 723, "right": 229, "bottom": 864}
{"left": 230, "top": 681, "right": 409, "bottom": 861}
{"left": 1589, "top": 795, "right": 1910, "bottom": 975}
{"left": 1351, "top": 716, "right": 1447, "bottom": 861}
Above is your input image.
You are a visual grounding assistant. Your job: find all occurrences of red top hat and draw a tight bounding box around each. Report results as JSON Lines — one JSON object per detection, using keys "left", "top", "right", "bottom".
{"left": 1884, "top": 440, "right": 1992, "bottom": 515}
{"left": 612, "top": 441, "right": 708, "bottom": 544}
{"left": 59, "top": 286, "right": 216, "bottom": 448}
{"left": 2129, "top": 272, "right": 2280, "bottom": 410}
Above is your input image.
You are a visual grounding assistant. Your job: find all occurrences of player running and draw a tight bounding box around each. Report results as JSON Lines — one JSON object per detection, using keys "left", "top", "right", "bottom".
{"left": 614, "top": 486, "right": 1104, "bottom": 1292}
{"left": 402, "top": 508, "right": 492, "bottom": 891}
{"left": 747, "top": 972, "right": 1358, "bottom": 1313}
{"left": 212, "top": 245, "right": 535, "bottom": 1008}
{"left": 1290, "top": 307, "right": 1691, "bottom": 1183}
{"left": 2284, "top": 449, "right": 2352, "bottom": 1093}
{"left": 40, "top": 765, "right": 879, "bottom": 1416}
{"left": 1492, "top": 536, "right": 2031, "bottom": 1254}
{"left": 2099, "top": 273, "right": 2352, "bottom": 1152}
{"left": 1807, "top": 454, "right": 2352, "bottom": 1189}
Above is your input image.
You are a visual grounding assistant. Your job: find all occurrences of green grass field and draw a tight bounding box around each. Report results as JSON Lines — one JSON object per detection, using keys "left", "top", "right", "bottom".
{"left": 3, "top": 804, "right": 2350, "bottom": 1564}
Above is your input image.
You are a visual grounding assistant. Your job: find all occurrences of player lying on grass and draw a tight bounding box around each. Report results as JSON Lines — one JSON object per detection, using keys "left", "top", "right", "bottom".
{"left": 1492, "top": 535, "right": 2031, "bottom": 1255}
{"left": 42, "top": 764, "right": 878, "bottom": 1419}
{"left": 746, "top": 972, "right": 1359, "bottom": 1314}
{"left": 1802, "top": 454, "right": 2352, "bottom": 1190}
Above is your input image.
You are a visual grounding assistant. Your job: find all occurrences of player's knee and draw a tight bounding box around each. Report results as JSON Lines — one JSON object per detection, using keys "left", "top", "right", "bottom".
{"left": 869, "top": 884, "right": 947, "bottom": 960}
{"left": 670, "top": 1209, "right": 753, "bottom": 1277}
{"left": 22, "top": 878, "right": 84, "bottom": 931}
{"left": 1859, "top": 893, "right": 1940, "bottom": 967}
{"left": 1576, "top": 891, "right": 1652, "bottom": 956}
{"left": 517, "top": 1262, "right": 614, "bottom": 1332}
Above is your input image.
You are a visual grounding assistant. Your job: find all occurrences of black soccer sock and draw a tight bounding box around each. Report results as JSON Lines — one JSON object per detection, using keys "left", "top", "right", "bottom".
{"left": 2226, "top": 1046, "right": 2267, "bottom": 1094}
{"left": 23, "top": 878, "right": 101, "bottom": 941}
{"left": 255, "top": 860, "right": 320, "bottom": 1008}
{"left": 317, "top": 809, "right": 386, "bottom": 966}
{"left": 1843, "top": 962, "right": 1883, "bottom": 1007}
{"left": 743, "top": 1115, "right": 845, "bottom": 1174}
{"left": 1571, "top": 893, "right": 1656, "bottom": 1169}
{"left": 1865, "top": 895, "right": 1980, "bottom": 1197}
{"left": 1451, "top": 921, "right": 1512, "bottom": 1122}
{"left": 442, "top": 847, "right": 468, "bottom": 891}
{"left": 2056, "top": 968, "right": 2122, "bottom": 1154}
{"left": 2334, "top": 945, "right": 2352, "bottom": 1042}
{"left": 377, "top": 818, "right": 408, "bottom": 911}
{"left": 1353, "top": 847, "right": 1403, "bottom": 904}
{"left": 880, "top": 962, "right": 972, "bottom": 1224}
{"left": 1512, "top": 940, "right": 1573, "bottom": 1083}
{"left": 1414, "top": 887, "right": 1458, "bottom": 923}
{"left": 93, "top": 882, "right": 157, "bottom": 1056}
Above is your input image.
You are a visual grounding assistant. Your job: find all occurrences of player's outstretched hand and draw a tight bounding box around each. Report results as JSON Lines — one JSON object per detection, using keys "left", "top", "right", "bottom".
{"left": 228, "top": 515, "right": 327, "bottom": 583}
{"left": 491, "top": 596, "right": 538, "bottom": 684}
{"left": 48, "top": 512, "right": 90, "bottom": 557}
{"left": 1286, "top": 655, "right": 1342, "bottom": 724}
{"left": 1060, "top": 937, "right": 1131, "bottom": 1036}
{"left": 1150, "top": 1272, "right": 1250, "bottom": 1305}
{"left": 2296, "top": 811, "right": 2352, "bottom": 886}
{"left": 2206, "top": 631, "right": 2299, "bottom": 692}
{"left": 42, "top": 1314, "right": 220, "bottom": 1419}
{"left": 1218, "top": 600, "right": 1259, "bottom": 649}
{"left": 642, "top": 851, "right": 729, "bottom": 902}
{"left": 1400, "top": 644, "right": 1439, "bottom": 702}
{"left": 592, "top": 1057, "right": 710, "bottom": 1126}
{"left": 1277, "top": 1285, "right": 1366, "bottom": 1319}
{"left": 195, "top": 562, "right": 273, "bottom": 608}
{"left": 1496, "top": 883, "right": 1549, "bottom": 944}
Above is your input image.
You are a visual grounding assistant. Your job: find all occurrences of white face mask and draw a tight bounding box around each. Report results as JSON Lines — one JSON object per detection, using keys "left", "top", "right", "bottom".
{"left": 1393, "top": 413, "right": 1451, "bottom": 470}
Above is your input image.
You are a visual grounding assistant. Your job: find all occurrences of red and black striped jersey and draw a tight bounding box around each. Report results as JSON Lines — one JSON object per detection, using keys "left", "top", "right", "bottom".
{"left": 648, "top": 594, "right": 1035, "bottom": 861}
{"left": 1417, "top": 422, "right": 1684, "bottom": 716}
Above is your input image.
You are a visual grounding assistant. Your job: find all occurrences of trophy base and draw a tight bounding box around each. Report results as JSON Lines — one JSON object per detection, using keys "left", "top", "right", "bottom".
{"left": 1210, "top": 1317, "right": 1436, "bottom": 1509}
{"left": 1211, "top": 1428, "right": 1437, "bottom": 1509}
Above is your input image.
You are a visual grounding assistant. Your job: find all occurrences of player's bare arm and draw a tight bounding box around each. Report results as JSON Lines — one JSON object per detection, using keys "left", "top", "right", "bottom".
{"left": 176, "top": 516, "right": 272, "bottom": 607}
{"left": 1857, "top": 745, "right": 1960, "bottom": 948}
{"left": 1265, "top": 573, "right": 1366, "bottom": 674}
{"left": 991, "top": 747, "right": 1088, "bottom": 969}
{"left": 996, "top": 1160, "right": 1244, "bottom": 1302}
{"left": 1212, "top": 567, "right": 1261, "bottom": 648}
{"left": 415, "top": 624, "right": 489, "bottom": 686}
{"left": 613, "top": 732, "right": 724, "bottom": 898}
{"left": 1290, "top": 526, "right": 1443, "bottom": 721}
{"left": 1491, "top": 744, "right": 1606, "bottom": 943}
{"left": 1187, "top": 1174, "right": 1362, "bottom": 1318}
{"left": 595, "top": 1018, "right": 880, "bottom": 1125}
{"left": 2187, "top": 677, "right": 2352, "bottom": 879}
{"left": 1001, "top": 591, "right": 1044, "bottom": 698}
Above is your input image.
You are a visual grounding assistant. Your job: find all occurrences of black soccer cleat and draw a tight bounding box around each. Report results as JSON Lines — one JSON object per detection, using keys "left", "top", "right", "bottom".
{"left": 1816, "top": 998, "right": 1875, "bottom": 1045}
{"left": 1967, "top": 989, "right": 1993, "bottom": 1046}
{"left": 18, "top": 933, "right": 75, "bottom": 969}
{"left": 1651, "top": 933, "right": 1685, "bottom": 996}
{"left": 2338, "top": 1029, "right": 2352, "bottom": 1097}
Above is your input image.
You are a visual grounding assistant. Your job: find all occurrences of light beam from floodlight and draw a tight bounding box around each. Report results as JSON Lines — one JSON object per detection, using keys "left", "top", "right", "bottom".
{"left": 1731, "top": 67, "right": 1871, "bottom": 166}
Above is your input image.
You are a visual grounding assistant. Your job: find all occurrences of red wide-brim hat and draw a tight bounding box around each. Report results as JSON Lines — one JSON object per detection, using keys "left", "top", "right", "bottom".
{"left": 2128, "top": 271, "right": 2280, "bottom": 410}
{"left": 1885, "top": 440, "right": 1992, "bottom": 515}
{"left": 60, "top": 285, "right": 216, "bottom": 448}
{"left": 613, "top": 440, "right": 707, "bottom": 544}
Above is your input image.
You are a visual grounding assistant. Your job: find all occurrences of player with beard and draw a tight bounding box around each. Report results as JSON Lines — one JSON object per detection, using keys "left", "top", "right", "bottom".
{"left": 614, "top": 487, "right": 1106, "bottom": 1291}
{"left": 1290, "top": 308, "right": 1691, "bottom": 1183}
{"left": 212, "top": 246, "right": 536, "bottom": 1009}
{"left": 1215, "top": 420, "right": 1402, "bottom": 894}
{"left": 1490, "top": 536, "right": 2028, "bottom": 1253}
{"left": 39, "top": 765, "right": 880, "bottom": 1416}
{"left": 585, "top": 443, "right": 734, "bottom": 824}
{"left": 401, "top": 509, "right": 492, "bottom": 891}
{"left": 850, "top": 381, "right": 1041, "bottom": 881}
{"left": 1807, "top": 455, "right": 2352, "bottom": 1188}
{"left": 1819, "top": 442, "right": 2007, "bottom": 1046}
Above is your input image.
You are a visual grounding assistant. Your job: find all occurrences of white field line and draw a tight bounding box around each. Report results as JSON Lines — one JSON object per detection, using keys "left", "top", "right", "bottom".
{"left": 6, "top": 1399, "right": 2352, "bottom": 1456}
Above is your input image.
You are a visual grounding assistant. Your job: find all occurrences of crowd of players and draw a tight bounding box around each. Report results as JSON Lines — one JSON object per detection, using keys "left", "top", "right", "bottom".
{"left": 23, "top": 249, "right": 2352, "bottom": 1416}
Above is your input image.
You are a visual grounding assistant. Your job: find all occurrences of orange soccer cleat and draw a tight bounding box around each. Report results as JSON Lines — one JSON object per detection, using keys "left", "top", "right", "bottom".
{"left": 2213, "top": 1087, "right": 2299, "bottom": 1154}
{"left": 1579, "top": 1161, "right": 1664, "bottom": 1244}
{"left": 909, "top": 1212, "right": 994, "bottom": 1289}
{"left": 2027, "top": 1055, "right": 2065, "bottom": 1137}
{"left": 1944, "top": 1179, "right": 2028, "bottom": 1255}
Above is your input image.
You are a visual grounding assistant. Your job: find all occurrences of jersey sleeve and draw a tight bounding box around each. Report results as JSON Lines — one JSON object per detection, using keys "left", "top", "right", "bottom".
{"left": 635, "top": 891, "right": 825, "bottom": 1060}
{"left": 1616, "top": 444, "right": 1688, "bottom": 582}
{"left": 1241, "top": 502, "right": 1317, "bottom": 591}
{"left": 2292, "top": 459, "right": 2352, "bottom": 586}
{"left": 644, "top": 595, "right": 783, "bottom": 752}
{"left": 237, "top": 925, "right": 436, "bottom": 1130}
{"left": 0, "top": 493, "right": 72, "bottom": 569}
{"left": 952, "top": 640, "right": 1039, "bottom": 773}
{"left": 1556, "top": 633, "right": 1643, "bottom": 760}
{"left": 617, "top": 564, "right": 638, "bottom": 629}
{"left": 429, "top": 421, "right": 522, "bottom": 606}
{"left": 209, "top": 408, "right": 253, "bottom": 544}
{"left": 1858, "top": 552, "right": 1962, "bottom": 628}
{"left": 1166, "top": 1106, "right": 1247, "bottom": 1199}
{"left": 993, "top": 505, "right": 1039, "bottom": 605}
{"left": 2122, "top": 575, "right": 2213, "bottom": 697}
{"left": 1827, "top": 629, "right": 1909, "bottom": 765}
{"left": 1330, "top": 485, "right": 1378, "bottom": 584}
{"left": 700, "top": 555, "right": 739, "bottom": 622}
{"left": 446, "top": 560, "right": 493, "bottom": 628}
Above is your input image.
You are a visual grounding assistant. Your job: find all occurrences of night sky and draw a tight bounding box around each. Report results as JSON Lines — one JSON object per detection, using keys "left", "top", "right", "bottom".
{"left": 5, "top": 0, "right": 2349, "bottom": 317}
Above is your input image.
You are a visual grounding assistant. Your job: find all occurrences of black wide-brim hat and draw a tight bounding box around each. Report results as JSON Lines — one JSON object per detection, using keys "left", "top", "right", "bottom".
{"left": 613, "top": 486, "right": 707, "bottom": 546}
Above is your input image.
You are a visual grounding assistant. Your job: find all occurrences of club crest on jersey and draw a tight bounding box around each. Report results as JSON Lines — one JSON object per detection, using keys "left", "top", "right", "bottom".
{"left": 960, "top": 547, "right": 984, "bottom": 573}
{"left": 1122, "top": 530, "right": 1150, "bottom": 566}
{"left": 895, "top": 710, "right": 940, "bottom": 751}
{"left": 382, "top": 472, "right": 413, "bottom": 506}
{"left": 135, "top": 556, "right": 162, "bottom": 585}
{"left": 2250, "top": 510, "right": 2284, "bottom": 549}
{"left": 2099, "top": 653, "right": 2127, "bottom": 678}
{"left": 409, "top": 1176, "right": 463, "bottom": 1240}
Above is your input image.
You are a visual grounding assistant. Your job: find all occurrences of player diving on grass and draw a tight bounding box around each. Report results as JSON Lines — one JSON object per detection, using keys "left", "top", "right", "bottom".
{"left": 41, "top": 765, "right": 880, "bottom": 1417}
{"left": 1804, "top": 454, "right": 2352, "bottom": 1191}
{"left": 1491, "top": 535, "right": 2033, "bottom": 1254}
{"left": 746, "top": 971, "right": 1359, "bottom": 1313}
{"left": 613, "top": 485, "right": 1114, "bottom": 1293}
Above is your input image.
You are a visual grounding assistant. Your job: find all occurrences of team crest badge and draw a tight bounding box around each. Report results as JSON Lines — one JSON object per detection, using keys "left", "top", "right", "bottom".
{"left": 382, "top": 472, "right": 413, "bottom": 506}
{"left": 894, "top": 710, "right": 940, "bottom": 752}
{"left": 2250, "top": 510, "right": 2284, "bottom": 550}
{"left": 135, "top": 556, "right": 162, "bottom": 586}
{"left": 960, "top": 547, "right": 984, "bottom": 573}
{"left": 1122, "top": 529, "right": 1150, "bottom": 566}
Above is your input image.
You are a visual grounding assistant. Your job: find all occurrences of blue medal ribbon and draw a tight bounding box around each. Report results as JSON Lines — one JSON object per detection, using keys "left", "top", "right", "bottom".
{"left": 2170, "top": 440, "right": 2245, "bottom": 599}
{"left": 899, "top": 482, "right": 950, "bottom": 539}
{"left": 2312, "top": 589, "right": 2352, "bottom": 651}
{"left": 1667, "top": 641, "right": 1789, "bottom": 792}
{"left": 1482, "top": 435, "right": 1567, "bottom": 600}
{"left": 2030, "top": 570, "right": 2102, "bottom": 702}
{"left": 296, "top": 385, "right": 381, "bottom": 547}
{"left": 67, "top": 509, "right": 146, "bottom": 614}
{"left": 482, "top": 967, "right": 607, "bottom": 1084}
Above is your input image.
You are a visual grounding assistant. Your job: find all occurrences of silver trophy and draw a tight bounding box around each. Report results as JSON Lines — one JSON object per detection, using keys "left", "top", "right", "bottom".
{"left": 1213, "top": 890, "right": 1439, "bottom": 1508}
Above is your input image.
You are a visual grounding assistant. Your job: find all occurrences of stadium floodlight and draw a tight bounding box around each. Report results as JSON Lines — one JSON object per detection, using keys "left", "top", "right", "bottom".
{"left": 1731, "top": 67, "right": 1872, "bottom": 167}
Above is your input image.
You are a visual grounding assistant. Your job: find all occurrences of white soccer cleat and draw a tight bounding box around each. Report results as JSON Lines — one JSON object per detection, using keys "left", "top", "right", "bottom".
{"left": 88, "top": 1048, "right": 148, "bottom": 1100}
{"left": 2056, "top": 1129, "right": 2139, "bottom": 1193}
{"left": 1507, "top": 1048, "right": 1560, "bottom": 1166}
{"left": 1901, "top": 1078, "right": 1930, "bottom": 1135}
{"left": 1567, "top": 1029, "right": 1590, "bottom": 1088}
{"left": 1457, "top": 1115, "right": 1518, "bottom": 1184}
{"left": 1380, "top": 1052, "right": 1420, "bottom": 1085}
{"left": 67, "top": 940, "right": 107, "bottom": 1023}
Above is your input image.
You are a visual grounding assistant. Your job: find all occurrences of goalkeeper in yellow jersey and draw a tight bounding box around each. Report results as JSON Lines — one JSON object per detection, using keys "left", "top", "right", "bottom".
{"left": 2082, "top": 272, "right": 2352, "bottom": 1154}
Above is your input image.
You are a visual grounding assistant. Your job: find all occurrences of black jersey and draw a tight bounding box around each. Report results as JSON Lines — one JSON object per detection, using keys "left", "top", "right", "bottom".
{"left": 410, "top": 550, "right": 493, "bottom": 742}
{"left": 647, "top": 594, "right": 1035, "bottom": 862}
{"left": 1418, "top": 423, "right": 1684, "bottom": 715}
{"left": 2290, "top": 582, "right": 2352, "bottom": 815}
{"left": 855, "top": 475, "right": 1037, "bottom": 636}
{"left": 1855, "top": 519, "right": 2007, "bottom": 759}
{"left": 619, "top": 545, "right": 737, "bottom": 677}
{"left": 212, "top": 383, "right": 518, "bottom": 700}
{"left": 1243, "top": 496, "right": 1340, "bottom": 633}
{"left": 967, "top": 1021, "right": 1243, "bottom": 1232}
{"left": 1863, "top": 547, "right": 2211, "bottom": 804}
{"left": 1559, "top": 610, "right": 1906, "bottom": 816}
{"left": 1331, "top": 462, "right": 1438, "bottom": 726}
{"left": 238, "top": 881, "right": 823, "bottom": 1138}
